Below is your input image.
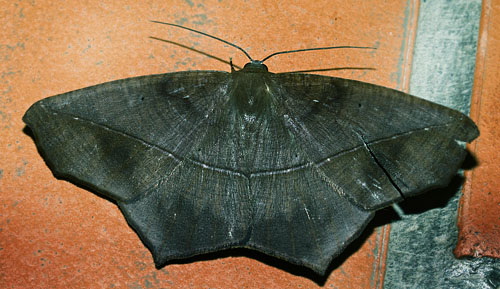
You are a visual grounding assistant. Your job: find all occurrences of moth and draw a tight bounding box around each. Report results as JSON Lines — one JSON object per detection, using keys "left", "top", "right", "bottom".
{"left": 23, "top": 22, "right": 478, "bottom": 274}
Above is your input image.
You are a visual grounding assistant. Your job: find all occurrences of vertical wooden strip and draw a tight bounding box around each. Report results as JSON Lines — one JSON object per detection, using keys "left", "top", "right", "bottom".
{"left": 373, "top": 225, "right": 391, "bottom": 288}
{"left": 399, "top": 0, "right": 420, "bottom": 92}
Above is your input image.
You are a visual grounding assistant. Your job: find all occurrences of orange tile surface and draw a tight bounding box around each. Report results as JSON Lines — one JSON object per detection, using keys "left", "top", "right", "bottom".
{"left": 455, "top": 0, "right": 500, "bottom": 259}
{"left": 1, "top": 1, "right": 418, "bottom": 288}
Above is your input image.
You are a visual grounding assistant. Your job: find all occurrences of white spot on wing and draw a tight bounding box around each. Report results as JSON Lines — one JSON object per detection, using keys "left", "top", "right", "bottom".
{"left": 244, "top": 114, "right": 256, "bottom": 122}
{"left": 304, "top": 205, "right": 311, "bottom": 220}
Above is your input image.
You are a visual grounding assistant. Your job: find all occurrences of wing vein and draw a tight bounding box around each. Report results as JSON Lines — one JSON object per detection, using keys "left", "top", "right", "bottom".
{"left": 45, "top": 107, "right": 457, "bottom": 179}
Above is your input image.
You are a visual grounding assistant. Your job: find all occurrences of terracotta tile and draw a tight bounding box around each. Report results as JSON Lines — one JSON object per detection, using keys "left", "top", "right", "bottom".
{"left": 455, "top": 0, "right": 500, "bottom": 259}
{"left": 1, "top": 1, "right": 418, "bottom": 288}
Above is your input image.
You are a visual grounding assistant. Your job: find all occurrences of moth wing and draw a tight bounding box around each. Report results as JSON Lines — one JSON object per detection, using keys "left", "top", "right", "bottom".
{"left": 272, "top": 73, "right": 478, "bottom": 210}
{"left": 23, "top": 71, "right": 253, "bottom": 264}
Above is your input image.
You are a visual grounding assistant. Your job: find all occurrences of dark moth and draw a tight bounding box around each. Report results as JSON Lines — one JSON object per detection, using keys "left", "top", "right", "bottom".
{"left": 23, "top": 23, "right": 479, "bottom": 275}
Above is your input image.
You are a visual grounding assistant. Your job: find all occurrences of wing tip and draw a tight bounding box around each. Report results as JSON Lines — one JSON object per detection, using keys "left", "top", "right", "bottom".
{"left": 456, "top": 114, "right": 479, "bottom": 143}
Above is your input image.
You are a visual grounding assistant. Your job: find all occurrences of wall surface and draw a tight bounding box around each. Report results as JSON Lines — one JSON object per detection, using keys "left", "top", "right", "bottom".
{"left": 1, "top": 0, "right": 498, "bottom": 288}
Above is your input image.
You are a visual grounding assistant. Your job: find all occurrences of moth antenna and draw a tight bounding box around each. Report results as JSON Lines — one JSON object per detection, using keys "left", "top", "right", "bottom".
{"left": 260, "top": 46, "right": 377, "bottom": 63}
{"left": 150, "top": 20, "right": 255, "bottom": 62}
